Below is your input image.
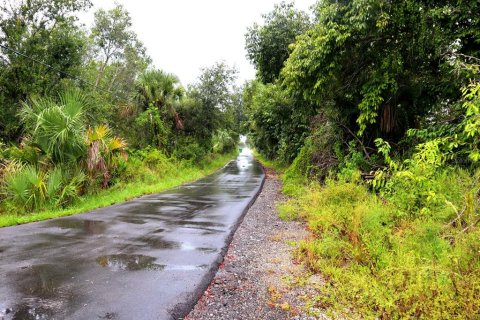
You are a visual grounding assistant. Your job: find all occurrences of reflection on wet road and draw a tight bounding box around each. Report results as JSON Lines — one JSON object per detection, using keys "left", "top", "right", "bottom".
{"left": 0, "top": 145, "right": 264, "bottom": 320}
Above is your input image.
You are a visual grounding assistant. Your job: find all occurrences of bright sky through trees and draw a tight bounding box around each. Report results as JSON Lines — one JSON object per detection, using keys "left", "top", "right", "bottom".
{"left": 82, "top": 0, "right": 314, "bottom": 86}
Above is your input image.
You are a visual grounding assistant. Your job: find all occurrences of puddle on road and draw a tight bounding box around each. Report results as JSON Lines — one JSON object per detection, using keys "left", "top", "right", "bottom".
{"left": 165, "top": 220, "right": 226, "bottom": 235}
{"left": 180, "top": 243, "right": 218, "bottom": 253}
{"left": 117, "top": 216, "right": 146, "bottom": 225}
{"left": 175, "top": 226, "right": 224, "bottom": 235}
{"left": 164, "top": 264, "right": 208, "bottom": 271}
{"left": 196, "top": 247, "right": 218, "bottom": 253}
{"left": 180, "top": 243, "right": 196, "bottom": 251}
{"left": 120, "top": 202, "right": 161, "bottom": 216}
{"left": 14, "top": 264, "right": 71, "bottom": 298}
{"left": 168, "top": 220, "right": 225, "bottom": 228}
{"left": 138, "top": 237, "right": 180, "bottom": 250}
{"left": 96, "top": 254, "right": 165, "bottom": 271}
{"left": 10, "top": 305, "right": 54, "bottom": 320}
{"left": 48, "top": 219, "right": 106, "bottom": 235}
{"left": 180, "top": 244, "right": 218, "bottom": 253}
{"left": 6, "top": 263, "right": 83, "bottom": 320}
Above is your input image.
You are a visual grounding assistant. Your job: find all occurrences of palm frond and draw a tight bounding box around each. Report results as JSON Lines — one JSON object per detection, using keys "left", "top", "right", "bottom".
{"left": 108, "top": 137, "right": 128, "bottom": 151}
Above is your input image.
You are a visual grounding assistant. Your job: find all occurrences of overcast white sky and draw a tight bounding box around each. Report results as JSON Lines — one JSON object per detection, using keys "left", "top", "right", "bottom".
{"left": 81, "top": 0, "right": 315, "bottom": 86}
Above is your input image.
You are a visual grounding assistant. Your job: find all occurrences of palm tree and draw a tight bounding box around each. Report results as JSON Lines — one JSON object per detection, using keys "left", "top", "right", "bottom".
{"left": 135, "top": 69, "right": 184, "bottom": 129}
{"left": 20, "top": 90, "right": 88, "bottom": 164}
{"left": 86, "top": 124, "right": 127, "bottom": 188}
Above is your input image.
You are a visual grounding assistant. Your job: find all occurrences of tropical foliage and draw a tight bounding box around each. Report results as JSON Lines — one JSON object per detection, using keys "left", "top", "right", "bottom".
{"left": 0, "top": 1, "right": 241, "bottom": 217}
{"left": 245, "top": 0, "right": 480, "bottom": 318}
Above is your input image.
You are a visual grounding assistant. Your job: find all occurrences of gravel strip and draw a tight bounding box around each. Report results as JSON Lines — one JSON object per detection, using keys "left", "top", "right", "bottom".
{"left": 185, "top": 169, "right": 326, "bottom": 320}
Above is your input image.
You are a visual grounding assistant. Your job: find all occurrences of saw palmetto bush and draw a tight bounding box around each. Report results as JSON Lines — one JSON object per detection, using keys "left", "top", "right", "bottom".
{"left": 1, "top": 162, "right": 85, "bottom": 213}
{"left": 1, "top": 90, "right": 127, "bottom": 212}
{"left": 86, "top": 124, "right": 127, "bottom": 189}
{"left": 20, "top": 90, "right": 88, "bottom": 164}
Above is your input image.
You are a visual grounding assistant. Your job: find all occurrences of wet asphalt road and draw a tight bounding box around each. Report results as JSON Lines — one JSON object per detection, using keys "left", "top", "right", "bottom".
{"left": 0, "top": 146, "right": 264, "bottom": 320}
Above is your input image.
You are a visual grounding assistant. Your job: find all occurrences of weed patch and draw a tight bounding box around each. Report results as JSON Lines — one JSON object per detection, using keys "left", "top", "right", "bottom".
{"left": 286, "top": 174, "right": 480, "bottom": 318}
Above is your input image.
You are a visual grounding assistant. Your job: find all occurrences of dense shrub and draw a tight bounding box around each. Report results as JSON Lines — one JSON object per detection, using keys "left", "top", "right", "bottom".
{"left": 173, "top": 137, "right": 208, "bottom": 163}
{"left": 1, "top": 164, "right": 85, "bottom": 212}
{"left": 212, "top": 129, "right": 238, "bottom": 154}
{"left": 243, "top": 81, "right": 312, "bottom": 163}
{"left": 283, "top": 114, "right": 341, "bottom": 194}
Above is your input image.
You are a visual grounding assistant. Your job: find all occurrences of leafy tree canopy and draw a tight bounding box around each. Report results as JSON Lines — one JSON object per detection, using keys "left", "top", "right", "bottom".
{"left": 0, "top": 0, "right": 91, "bottom": 141}
{"left": 282, "top": 0, "right": 480, "bottom": 142}
{"left": 90, "top": 4, "right": 148, "bottom": 88}
{"left": 180, "top": 62, "right": 238, "bottom": 147}
{"left": 245, "top": 1, "right": 311, "bottom": 84}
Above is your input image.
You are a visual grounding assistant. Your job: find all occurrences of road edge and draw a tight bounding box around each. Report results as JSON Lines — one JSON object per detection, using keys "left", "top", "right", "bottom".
{"left": 169, "top": 161, "right": 266, "bottom": 320}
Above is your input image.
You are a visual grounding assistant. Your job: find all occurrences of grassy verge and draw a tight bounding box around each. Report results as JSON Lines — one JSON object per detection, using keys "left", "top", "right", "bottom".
{"left": 256, "top": 145, "right": 480, "bottom": 317}
{"left": 252, "top": 150, "right": 287, "bottom": 173}
{"left": 253, "top": 150, "right": 307, "bottom": 197}
{"left": 278, "top": 169, "right": 480, "bottom": 319}
{"left": 0, "top": 152, "right": 236, "bottom": 228}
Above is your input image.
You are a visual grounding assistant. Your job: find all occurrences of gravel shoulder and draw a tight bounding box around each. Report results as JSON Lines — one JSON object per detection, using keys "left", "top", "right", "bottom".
{"left": 186, "top": 169, "right": 325, "bottom": 320}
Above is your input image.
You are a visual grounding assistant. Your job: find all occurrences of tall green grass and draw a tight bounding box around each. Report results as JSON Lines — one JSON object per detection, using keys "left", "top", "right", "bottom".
{"left": 0, "top": 152, "right": 235, "bottom": 227}
{"left": 279, "top": 168, "right": 480, "bottom": 319}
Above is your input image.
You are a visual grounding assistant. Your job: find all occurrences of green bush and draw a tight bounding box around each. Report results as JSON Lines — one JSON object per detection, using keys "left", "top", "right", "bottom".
{"left": 133, "top": 147, "right": 174, "bottom": 171}
{"left": 283, "top": 116, "right": 341, "bottom": 195}
{"left": 117, "top": 148, "right": 179, "bottom": 185}
{"left": 1, "top": 164, "right": 85, "bottom": 212}
{"left": 20, "top": 90, "right": 88, "bottom": 164}
{"left": 3, "top": 144, "right": 42, "bottom": 166}
{"left": 212, "top": 129, "right": 237, "bottom": 154}
{"left": 173, "top": 137, "right": 207, "bottom": 163}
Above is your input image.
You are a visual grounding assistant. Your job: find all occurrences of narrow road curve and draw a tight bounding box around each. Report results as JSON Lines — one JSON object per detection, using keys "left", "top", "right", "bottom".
{"left": 0, "top": 146, "right": 264, "bottom": 320}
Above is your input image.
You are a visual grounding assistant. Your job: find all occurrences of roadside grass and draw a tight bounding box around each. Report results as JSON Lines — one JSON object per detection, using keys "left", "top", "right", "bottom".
{"left": 249, "top": 148, "right": 479, "bottom": 317}
{"left": 252, "top": 150, "right": 287, "bottom": 173}
{"left": 0, "top": 152, "right": 236, "bottom": 227}
{"left": 279, "top": 170, "right": 480, "bottom": 319}
{"left": 251, "top": 150, "right": 307, "bottom": 197}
